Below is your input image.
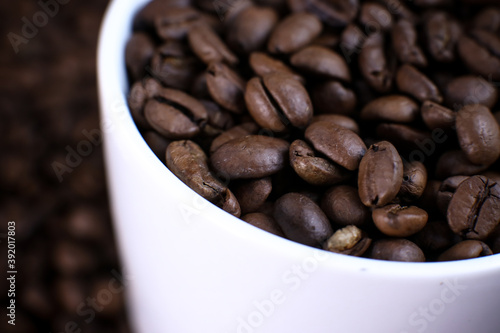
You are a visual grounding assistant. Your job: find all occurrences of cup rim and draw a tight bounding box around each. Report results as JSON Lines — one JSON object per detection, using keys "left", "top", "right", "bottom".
{"left": 97, "top": 0, "right": 500, "bottom": 278}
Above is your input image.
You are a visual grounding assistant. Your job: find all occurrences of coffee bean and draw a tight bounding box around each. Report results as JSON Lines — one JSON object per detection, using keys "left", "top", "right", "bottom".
{"left": 359, "top": 34, "right": 393, "bottom": 93}
{"left": 226, "top": 6, "right": 278, "bottom": 54}
{"left": 359, "top": 2, "right": 392, "bottom": 32}
{"left": 289, "top": 139, "right": 350, "bottom": 186}
{"left": 392, "top": 19, "right": 427, "bottom": 67}
{"left": 447, "top": 175, "right": 500, "bottom": 240}
{"left": 290, "top": 45, "right": 351, "bottom": 81}
{"left": 323, "top": 225, "right": 371, "bottom": 257}
{"left": 361, "top": 95, "right": 419, "bottom": 123}
{"left": 414, "top": 0, "right": 451, "bottom": 6}
{"left": 125, "top": 32, "right": 155, "bottom": 82}
{"left": 211, "top": 135, "right": 290, "bottom": 179}
{"left": 273, "top": 192, "right": 333, "bottom": 247}
{"left": 340, "top": 23, "right": 365, "bottom": 58}
{"left": 310, "top": 114, "right": 359, "bottom": 134}
{"left": 414, "top": 220, "right": 457, "bottom": 254}
{"left": 233, "top": 177, "right": 272, "bottom": 214}
{"left": 437, "top": 175, "right": 469, "bottom": 216}
{"left": 268, "top": 12, "right": 322, "bottom": 54}
{"left": 127, "top": 80, "right": 152, "bottom": 129}
{"left": 396, "top": 64, "right": 442, "bottom": 103}
{"left": 456, "top": 104, "right": 500, "bottom": 166}
{"left": 358, "top": 141, "right": 403, "bottom": 207}
{"left": 133, "top": 0, "right": 191, "bottom": 31}
{"left": 209, "top": 122, "right": 259, "bottom": 154}
{"left": 305, "top": 120, "right": 366, "bottom": 171}
{"left": 249, "top": 52, "right": 303, "bottom": 83}
{"left": 421, "top": 100, "right": 456, "bottom": 131}
{"left": 472, "top": 7, "right": 500, "bottom": 33}
{"left": 438, "top": 240, "right": 493, "bottom": 261}
{"left": 445, "top": 75, "right": 498, "bottom": 110}
{"left": 398, "top": 160, "right": 427, "bottom": 202}
{"left": 206, "top": 62, "right": 246, "bottom": 113}
{"left": 288, "top": 0, "right": 359, "bottom": 27}
{"left": 245, "top": 73, "right": 313, "bottom": 131}
{"left": 241, "top": 212, "right": 285, "bottom": 237}
{"left": 369, "top": 239, "right": 425, "bottom": 262}
{"left": 436, "top": 150, "right": 488, "bottom": 179}
{"left": 373, "top": 204, "right": 428, "bottom": 237}
{"left": 311, "top": 80, "right": 356, "bottom": 116}
{"left": 376, "top": 123, "right": 433, "bottom": 152}
{"left": 458, "top": 30, "right": 500, "bottom": 80}
{"left": 321, "top": 185, "right": 370, "bottom": 226}
{"left": 155, "top": 6, "right": 202, "bottom": 41}
{"left": 144, "top": 89, "right": 208, "bottom": 139}
{"left": 188, "top": 24, "right": 238, "bottom": 65}
{"left": 424, "top": 11, "right": 462, "bottom": 63}
{"left": 201, "top": 99, "right": 235, "bottom": 135}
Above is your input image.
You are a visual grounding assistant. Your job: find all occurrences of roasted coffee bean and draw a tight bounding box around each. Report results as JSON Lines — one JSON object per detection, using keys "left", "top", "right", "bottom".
{"left": 378, "top": 0, "right": 417, "bottom": 23}
{"left": 414, "top": 0, "right": 451, "bottom": 6}
{"left": 249, "top": 52, "right": 303, "bottom": 82}
{"left": 226, "top": 6, "right": 278, "bottom": 54}
{"left": 456, "top": 104, "right": 500, "bottom": 166}
{"left": 273, "top": 192, "right": 333, "bottom": 247}
{"left": 359, "top": 34, "right": 393, "bottom": 93}
{"left": 483, "top": 171, "right": 500, "bottom": 184}
{"left": 211, "top": 135, "right": 290, "bottom": 179}
{"left": 133, "top": 0, "right": 191, "bottom": 31}
{"left": 447, "top": 175, "right": 500, "bottom": 240}
{"left": 155, "top": 6, "right": 201, "bottom": 40}
{"left": 424, "top": 11, "right": 462, "bottom": 63}
{"left": 206, "top": 62, "right": 246, "bottom": 113}
{"left": 421, "top": 100, "right": 456, "bottom": 131}
{"left": 144, "top": 89, "right": 208, "bottom": 139}
{"left": 290, "top": 139, "right": 350, "bottom": 186}
{"left": 472, "top": 7, "right": 500, "bottom": 33}
{"left": 321, "top": 185, "right": 370, "bottom": 226}
{"left": 418, "top": 180, "right": 442, "bottom": 214}
{"left": 436, "top": 150, "right": 488, "bottom": 179}
{"left": 373, "top": 204, "right": 428, "bottom": 237}
{"left": 445, "top": 76, "right": 498, "bottom": 110}
{"left": 209, "top": 122, "right": 259, "bottom": 154}
{"left": 358, "top": 141, "right": 403, "bottom": 207}
{"left": 201, "top": 99, "right": 235, "bottom": 135}
{"left": 150, "top": 41, "right": 202, "bottom": 91}
{"left": 305, "top": 120, "right": 366, "bottom": 171}
{"left": 311, "top": 114, "right": 359, "bottom": 134}
{"left": 125, "top": 32, "right": 155, "bottom": 82}
{"left": 458, "top": 30, "right": 500, "bottom": 80}
{"left": 361, "top": 95, "right": 419, "bottom": 123}
{"left": 396, "top": 64, "right": 442, "bottom": 103}
{"left": 52, "top": 240, "right": 98, "bottom": 274}
{"left": 245, "top": 73, "right": 313, "bottom": 131}
{"left": 414, "top": 220, "right": 457, "bottom": 254}
{"left": 166, "top": 140, "right": 241, "bottom": 216}
{"left": 311, "top": 81, "right": 356, "bottom": 116}
{"left": 188, "top": 24, "right": 238, "bottom": 65}
{"left": 268, "top": 12, "right": 322, "bottom": 54}
{"left": 339, "top": 24, "right": 366, "bottom": 59}
{"left": 438, "top": 240, "right": 493, "bottom": 261}
{"left": 288, "top": 0, "right": 359, "bottom": 27}
{"left": 311, "top": 31, "right": 340, "bottom": 48}
{"left": 241, "top": 212, "right": 285, "bottom": 237}
{"left": 233, "top": 177, "right": 272, "bottom": 214}
{"left": 359, "top": 2, "right": 392, "bottom": 32}
{"left": 143, "top": 131, "right": 171, "bottom": 162}
{"left": 392, "top": 19, "right": 427, "bottom": 67}
{"left": 128, "top": 80, "right": 153, "bottom": 129}
{"left": 398, "top": 161, "right": 427, "bottom": 202}
{"left": 290, "top": 45, "right": 351, "bottom": 81}
{"left": 489, "top": 225, "right": 500, "bottom": 254}
{"left": 369, "top": 239, "right": 426, "bottom": 262}
{"left": 437, "top": 175, "right": 469, "bottom": 216}
{"left": 376, "top": 123, "right": 433, "bottom": 152}
{"left": 323, "top": 225, "right": 371, "bottom": 256}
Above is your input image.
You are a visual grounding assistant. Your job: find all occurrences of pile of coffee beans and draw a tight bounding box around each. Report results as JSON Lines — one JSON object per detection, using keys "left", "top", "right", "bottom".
{"left": 126, "top": 0, "right": 500, "bottom": 262}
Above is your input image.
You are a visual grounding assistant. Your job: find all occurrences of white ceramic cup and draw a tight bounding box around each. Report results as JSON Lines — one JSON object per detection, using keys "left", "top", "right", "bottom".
{"left": 97, "top": 1, "right": 500, "bottom": 332}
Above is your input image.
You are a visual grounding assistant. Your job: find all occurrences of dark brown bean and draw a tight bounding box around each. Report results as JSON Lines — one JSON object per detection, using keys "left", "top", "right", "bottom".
{"left": 424, "top": 11, "right": 462, "bottom": 63}
{"left": 289, "top": 139, "right": 350, "bottom": 186}
{"left": 323, "top": 225, "right": 371, "bottom": 257}
{"left": 233, "top": 177, "right": 272, "bottom": 214}
{"left": 396, "top": 64, "right": 443, "bottom": 103}
{"left": 358, "top": 141, "right": 403, "bottom": 207}
{"left": 373, "top": 204, "right": 428, "bottom": 237}
{"left": 456, "top": 104, "right": 500, "bottom": 165}
{"left": 311, "top": 114, "right": 359, "bottom": 134}
{"left": 311, "top": 80, "right": 356, "bottom": 116}
{"left": 209, "top": 122, "right": 259, "bottom": 154}
{"left": 421, "top": 100, "right": 456, "bottom": 131}
{"left": 305, "top": 120, "right": 367, "bottom": 171}
{"left": 359, "top": 2, "right": 392, "bottom": 32}
{"left": 376, "top": 123, "right": 433, "bottom": 152}
{"left": 290, "top": 45, "right": 351, "bottom": 82}
{"left": 398, "top": 161, "right": 428, "bottom": 202}
{"left": 414, "top": 220, "right": 457, "bottom": 253}
{"left": 447, "top": 175, "right": 500, "bottom": 240}
{"left": 321, "top": 185, "right": 370, "bottom": 226}
{"left": 361, "top": 95, "right": 419, "bottom": 123}
{"left": 211, "top": 135, "right": 290, "bottom": 179}
{"left": 288, "top": 0, "right": 359, "bottom": 27}
{"left": 392, "top": 19, "right": 427, "bottom": 67}
{"left": 273, "top": 192, "right": 333, "bottom": 247}
{"left": 458, "top": 30, "right": 500, "bottom": 80}
{"left": 472, "top": 7, "right": 500, "bottom": 33}
{"left": 241, "top": 212, "right": 285, "bottom": 237}
{"left": 435, "top": 150, "right": 488, "bottom": 179}
{"left": 445, "top": 75, "right": 498, "bottom": 110}
{"left": 188, "top": 24, "right": 238, "bottom": 65}
{"left": 249, "top": 52, "right": 303, "bottom": 82}
{"left": 155, "top": 6, "right": 202, "bottom": 41}
{"left": 438, "top": 240, "right": 493, "bottom": 261}
{"left": 437, "top": 175, "right": 469, "bottom": 216}
{"left": 206, "top": 62, "right": 246, "bottom": 113}
{"left": 125, "top": 32, "right": 155, "bottom": 82}
{"left": 359, "top": 34, "right": 393, "bottom": 93}
{"left": 369, "top": 239, "right": 426, "bottom": 262}
{"left": 268, "top": 12, "right": 322, "bottom": 54}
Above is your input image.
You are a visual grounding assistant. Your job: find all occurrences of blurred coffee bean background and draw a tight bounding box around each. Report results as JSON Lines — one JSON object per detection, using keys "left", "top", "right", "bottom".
{"left": 1, "top": 0, "right": 131, "bottom": 332}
